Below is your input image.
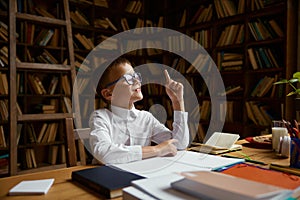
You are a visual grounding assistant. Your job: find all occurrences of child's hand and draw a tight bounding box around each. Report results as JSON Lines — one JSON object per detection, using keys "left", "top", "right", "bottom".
{"left": 155, "top": 139, "right": 178, "bottom": 157}
{"left": 164, "top": 70, "right": 184, "bottom": 102}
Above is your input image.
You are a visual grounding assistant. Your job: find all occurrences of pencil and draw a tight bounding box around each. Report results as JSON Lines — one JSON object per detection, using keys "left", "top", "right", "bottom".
{"left": 270, "top": 164, "right": 300, "bottom": 176}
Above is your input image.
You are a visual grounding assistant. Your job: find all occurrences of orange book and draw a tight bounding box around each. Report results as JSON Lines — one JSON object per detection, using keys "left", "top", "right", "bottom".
{"left": 221, "top": 163, "right": 300, "bottom": 190}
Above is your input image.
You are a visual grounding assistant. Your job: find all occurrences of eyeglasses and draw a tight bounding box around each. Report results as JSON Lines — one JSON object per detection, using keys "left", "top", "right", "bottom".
{"left": 105, "top": 72, "right": 142, "bottom": 88}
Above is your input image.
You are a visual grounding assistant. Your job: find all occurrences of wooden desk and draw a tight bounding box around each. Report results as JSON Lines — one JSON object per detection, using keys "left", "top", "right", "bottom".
{"left": 226, "top": 139, "right": 290, "bottom": 167}
{"left": 0, "top": 166, "right": 121, "bottom": 200}
{"left": 0, "top": 141, "right": 294, "bottom": 199}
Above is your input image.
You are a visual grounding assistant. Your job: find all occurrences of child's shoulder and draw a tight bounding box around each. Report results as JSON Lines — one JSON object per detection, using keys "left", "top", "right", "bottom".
{"left": 92, "top": 108, "right": 112, "bottom": 117}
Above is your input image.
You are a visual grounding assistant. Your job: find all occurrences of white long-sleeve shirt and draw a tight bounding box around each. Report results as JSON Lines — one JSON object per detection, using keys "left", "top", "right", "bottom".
{"left": 89, "top": 105, "right": 189, "bottom": 164}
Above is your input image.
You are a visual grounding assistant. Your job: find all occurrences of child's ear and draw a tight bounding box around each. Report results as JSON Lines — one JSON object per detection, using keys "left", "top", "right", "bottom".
{"left": 101, "top": 88, "right": 112, "bottom": 101}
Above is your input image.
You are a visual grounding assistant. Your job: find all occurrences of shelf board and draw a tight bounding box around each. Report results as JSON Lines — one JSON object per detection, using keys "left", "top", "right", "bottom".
{"left": 16, "top": 163, "right": 67, "bottom": 175}
{"left": 16, "top": 62, "right": 71, "bottom": 71}
{"left": 16, "top": 13, "right": 66, "bottom": 26}
{"left": 18, "top": 113, "right": 73, "bottom": 121}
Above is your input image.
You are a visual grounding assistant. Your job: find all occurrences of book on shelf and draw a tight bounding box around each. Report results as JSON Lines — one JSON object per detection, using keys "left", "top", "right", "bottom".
{"left": 27, "top": 74, "right": 46, "bottom": 95}
{"left": 251, "top": 76, "right": 275, "bottom": 97}
{"left": 39, "top": 123, "right": 59, "bottom": 143}
{"left": 72, "top": 166, "right": 145, "bottom": 199}
{"left": 125, "top": 0, "right": 142, "bottom": 14}
{"left": 94, "top": 0, "right": 109, "bottom": 8}
{"left": 200, "top": 100, "right": 211, "bottom": 121}
{"left": 37, "top": 123, "right": 48, "bottom": 143}
{"left": 0, "top": 100, "right": 8, "bottom": 120}
{"left": 48, "top": 145, "right": 58, "bottom": 165}
{"left": 34, "top": 7, "right": 55, "bottom": 18}
{"left": 245, "top": 101, "right": 272, "bottom": 126}
{"left": 74, "top": 33, "right": 94, "bottom": 50}
{"left": 0, "top": 72, "right": 8, "bottom": 94}
{"left": 104, "top": 17, "right": 117, "bottom": 31}
{"left": 221, "top": 85, "right": 243, "bottom": 96}
{"left": 48, "top": 76, "right": 59, "bottom": 95}
{"left": 61, "top": 75, "right": 71, "bottom": 96}
{"left": 63, "top": 97, "right": 72, "bottom": 114}
{"left": 24, "top": 148, "right": 37, "bottom": 169}
{"left": 171, "top": 171, "right": 292, "bottom": 200}
{"left": 179, "top": 9, "right": 187, "bottom": 27}
{"left": 0, "top": 125, "right": 6, "bottom": 148}
{"left": 120, "top": 18, "right": 130, "bottom": 31}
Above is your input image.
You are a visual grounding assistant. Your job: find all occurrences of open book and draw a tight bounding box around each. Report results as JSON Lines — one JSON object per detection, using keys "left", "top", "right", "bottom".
{"left": 189, "top": 132, "right": 242, "bottom": 154}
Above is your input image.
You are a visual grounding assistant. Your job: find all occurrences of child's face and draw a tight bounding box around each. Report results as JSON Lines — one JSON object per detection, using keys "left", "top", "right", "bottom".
{"left": 107, "top": 63, "right": 143, "bottom": 109}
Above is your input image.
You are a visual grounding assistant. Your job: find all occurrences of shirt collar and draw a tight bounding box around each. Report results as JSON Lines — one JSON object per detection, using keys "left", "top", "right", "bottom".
{"left": 110, "top": 105, "right": 138, "bottom": 119}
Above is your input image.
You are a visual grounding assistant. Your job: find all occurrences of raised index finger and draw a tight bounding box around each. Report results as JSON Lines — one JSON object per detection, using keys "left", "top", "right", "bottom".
{"left": 164, "top": 69, "right": 171, "bottom": 84}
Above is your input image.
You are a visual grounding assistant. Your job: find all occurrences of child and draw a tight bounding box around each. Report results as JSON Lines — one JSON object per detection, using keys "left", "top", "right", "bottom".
{"left": 89, "top": 57, "right": 189, "bottom": 164}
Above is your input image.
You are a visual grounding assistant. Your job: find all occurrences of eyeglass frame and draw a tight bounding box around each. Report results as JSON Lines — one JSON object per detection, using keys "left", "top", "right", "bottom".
{"left": 104, "top": 72, "right": 142, "bottom": 88}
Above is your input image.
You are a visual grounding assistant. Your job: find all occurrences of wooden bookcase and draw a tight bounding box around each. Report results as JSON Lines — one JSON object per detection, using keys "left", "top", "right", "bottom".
{"left": 160, "top": 0, "right": 298, "bottom": 141}
{"left": 3, "top": 0, "right": 77, "bottom": 176}
{"left": 1, "top": 0, "right": 298, "bottom": 176}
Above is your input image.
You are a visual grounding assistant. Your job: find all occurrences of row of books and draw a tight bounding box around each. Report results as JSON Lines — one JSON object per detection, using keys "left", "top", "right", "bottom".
{"left": 186, "top": 54, "right": 212, "bottom": 74}
{"left": 22, "top": 23, "right": 60, "bottom": 47}
{"left": 189, "top": 4, "right": 213, "bottom": 25}
{"left": 251, "top": 75, "right": 277, "bottom": 97}
{"left": 247, "top": 47, "right": 280, "bottom": 70}
{"left": 74, "top": 33, "right": 94, "bottom": 50}
{"left": 248, "top": 18, "right": 284, "bottom": 41}
{"left": 216, "top": 24, "right": 244, "bottom": 47}
{"left": 125, "top": 0, "right": 142, "bottom": 14}
{"left": 250, "top": 0, "right": 283, "bottom": 11}
{"left": 70, "top": 9, "right": 90, "bottom": 26}
{"left": 214, "top": 0, "right": 245, "bottom": 18}
{"left": 245, "top": 101, "right": 272, "bottom": 126}
{"left": 23, "top": 148, "right": 37, "bottom": 169}
{"left": 21, "top": 144, "right": 66, "bottom": 169}
{"left": 217, "top": 52, "right": 243, "bottom": 71}
{"left": 48, "top": 145, "right": 66, "bottom": 165}
{"left": 0, "top": 21, "right": 9, "bottom": 42}
{"left": 0, "top": 46, "right": 20, "bottom": 67}
{"left": 16, "top": 0, "right": 60, "bottom": 19}
{"left": 22, "top": 123, "right": 59, "bottom": 144}
{"left": 192, "top": 29, "right": 212, "bottom": 49}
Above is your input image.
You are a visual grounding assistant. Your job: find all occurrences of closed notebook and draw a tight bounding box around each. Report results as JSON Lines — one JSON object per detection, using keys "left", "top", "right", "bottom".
{"left": 9, "top": 178, "right": 54, "bottom": 195}
{"left": 171, "top": 171, "right": 291, "bottom": 200}
{"left": 72, "top": 166, "right": 144, "bottom": 199}
{"left": 221, "top": 163, "right": 300, "bottom": 190}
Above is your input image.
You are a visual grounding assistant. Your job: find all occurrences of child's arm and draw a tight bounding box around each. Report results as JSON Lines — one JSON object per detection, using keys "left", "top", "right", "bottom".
{"left": 142, "top": 139, "right": 178, "bottom": 159}
{"left": 164, "top": 70, "right": 185, "bottom": 111}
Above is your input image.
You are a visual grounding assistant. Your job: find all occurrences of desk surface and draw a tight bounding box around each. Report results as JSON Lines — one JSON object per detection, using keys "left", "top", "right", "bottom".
{"left": 0, "top": 165, "right": 121, "bottom": 200}
{"left": 0, "top": 139, "right": 292, "bottom": 199}
{"left": 228, "top": 139, "right": 290, "bottom": 167}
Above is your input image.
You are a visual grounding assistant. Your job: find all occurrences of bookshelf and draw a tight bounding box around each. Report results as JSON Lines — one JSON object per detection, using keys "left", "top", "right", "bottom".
{"left": 161, "top": 0, "right": 298, "bottom": 141}
{"left": 1, "top": 0, "right": 297, "bottom": 175}
{"left": 4, "top": 0, "right": 77, "bottom": 176}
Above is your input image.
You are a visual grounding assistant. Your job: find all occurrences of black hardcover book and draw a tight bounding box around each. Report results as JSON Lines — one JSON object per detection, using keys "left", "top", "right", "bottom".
{"left": 72, "top": 166, "right": 145, "bottom": 199}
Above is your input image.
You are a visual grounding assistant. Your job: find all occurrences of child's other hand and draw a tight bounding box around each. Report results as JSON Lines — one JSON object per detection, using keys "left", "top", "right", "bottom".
{"left": 164, "top": 70, "right": 184, "bottom": 103}
{"left": 155, "top": 139, "right": 178, "bottom": 157}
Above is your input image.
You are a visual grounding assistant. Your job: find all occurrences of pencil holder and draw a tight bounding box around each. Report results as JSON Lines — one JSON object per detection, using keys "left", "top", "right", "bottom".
{"left": 290, "top": 137, "right": 300, "bottom": 168}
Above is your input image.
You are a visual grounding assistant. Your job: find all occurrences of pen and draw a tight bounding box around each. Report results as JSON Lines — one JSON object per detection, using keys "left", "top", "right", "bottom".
{"left": 221, "top": 154, "right": 267, "bottom": 165}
